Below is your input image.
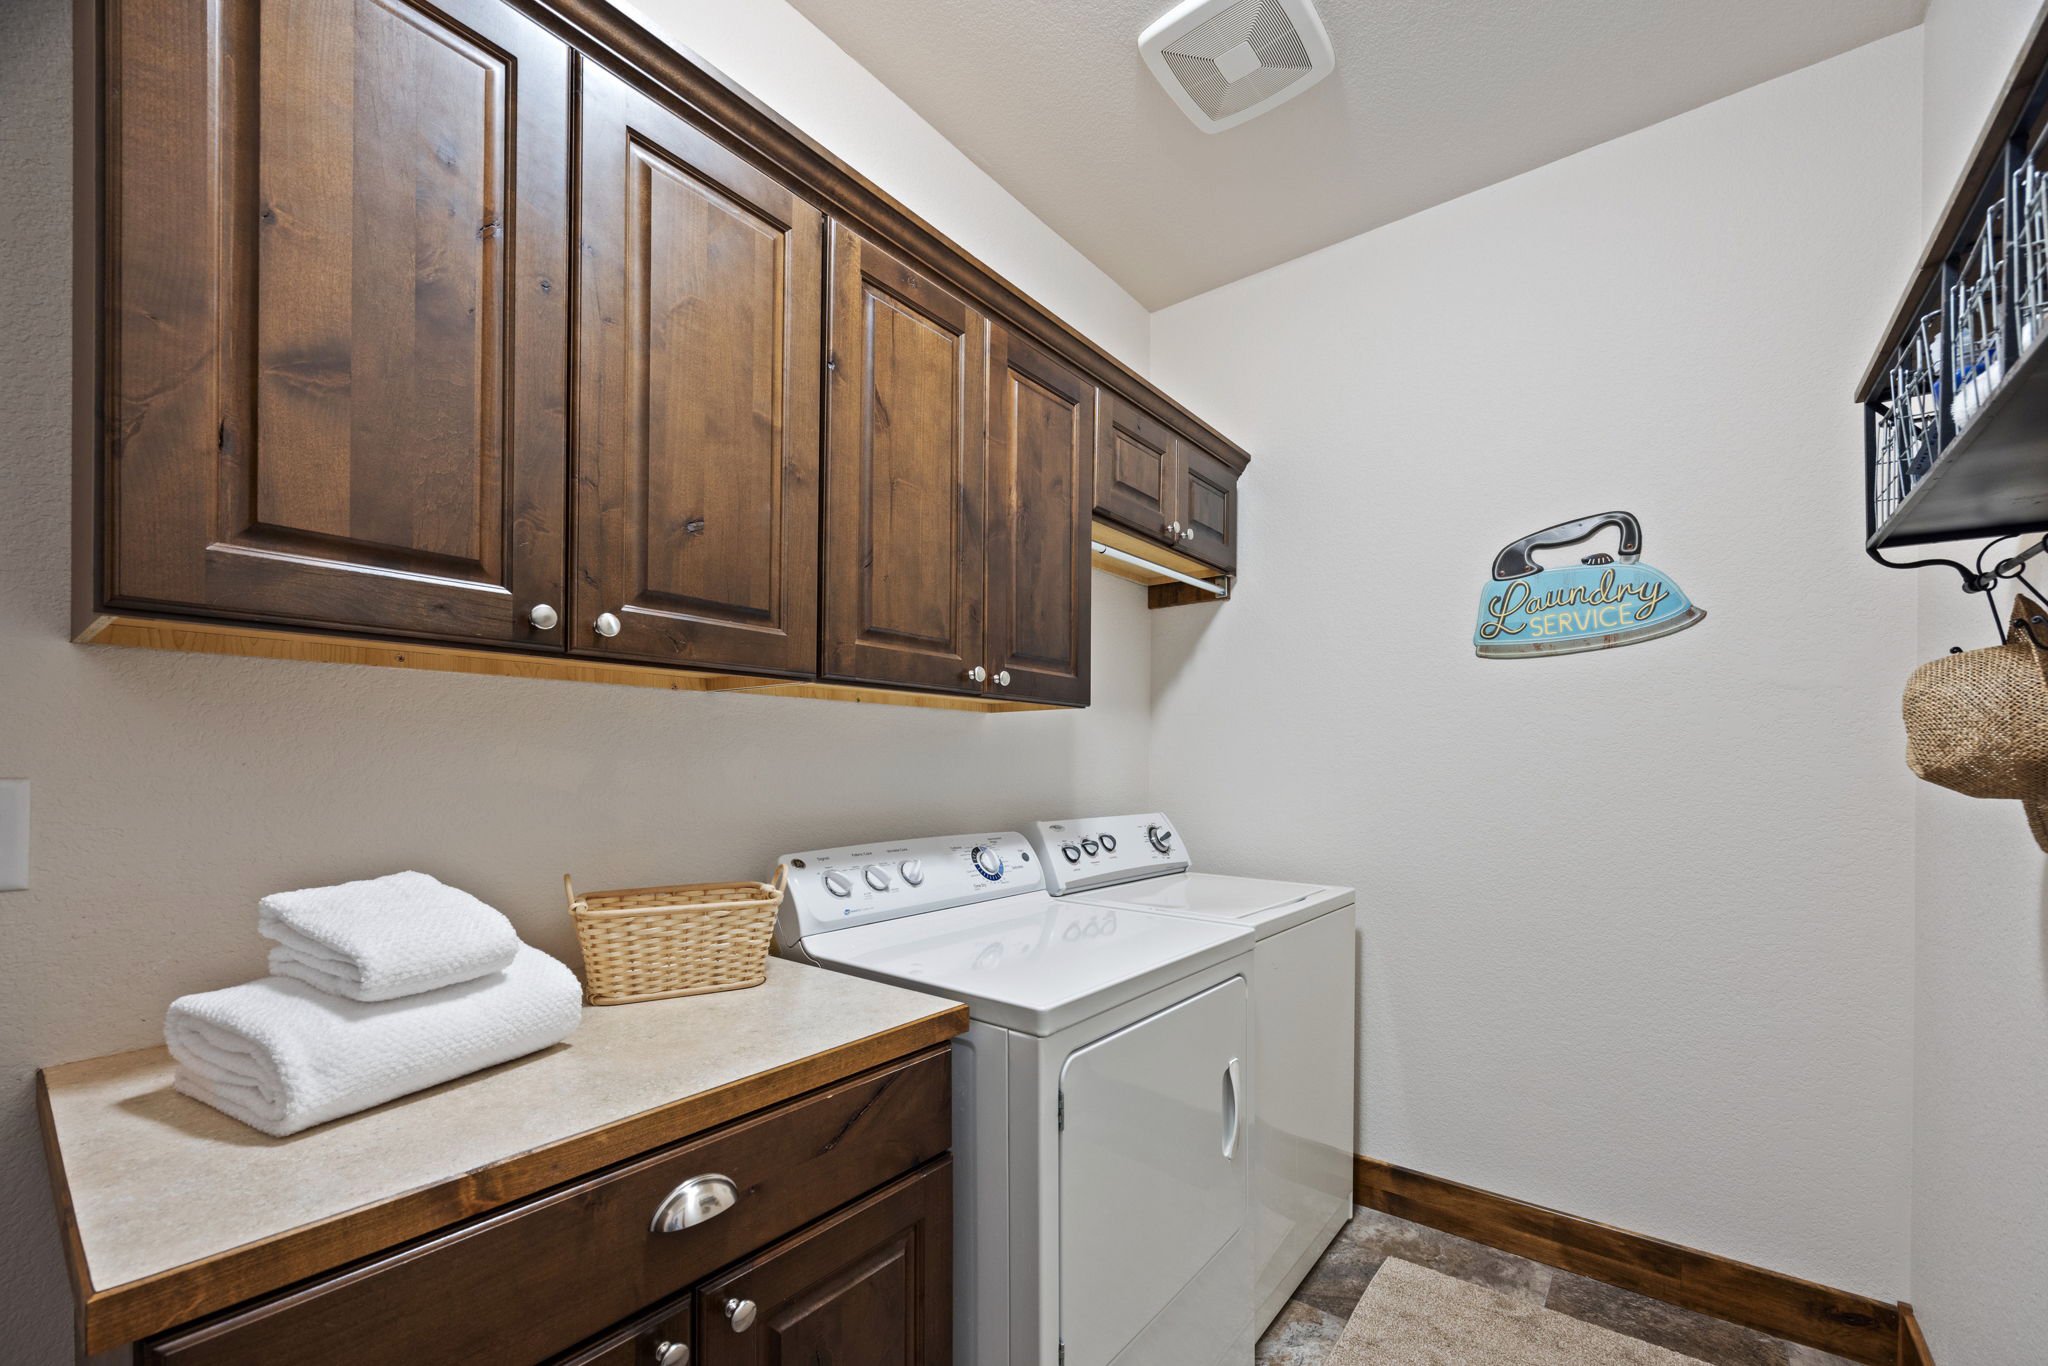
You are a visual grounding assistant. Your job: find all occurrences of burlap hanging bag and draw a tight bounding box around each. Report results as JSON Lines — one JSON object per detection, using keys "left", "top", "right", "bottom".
{"left": 1903, "top": 595, "right": 2048, "bottom": 851}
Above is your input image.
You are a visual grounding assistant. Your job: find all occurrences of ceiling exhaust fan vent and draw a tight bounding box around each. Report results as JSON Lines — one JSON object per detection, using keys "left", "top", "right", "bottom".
{"left": 1141, "top": 0, "right": 1334, "bottom": 134}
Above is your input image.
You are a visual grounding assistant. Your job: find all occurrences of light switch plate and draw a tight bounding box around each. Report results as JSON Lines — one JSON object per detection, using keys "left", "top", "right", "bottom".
{"left": 0, "top": 780, "right": 26, "bottom": 891}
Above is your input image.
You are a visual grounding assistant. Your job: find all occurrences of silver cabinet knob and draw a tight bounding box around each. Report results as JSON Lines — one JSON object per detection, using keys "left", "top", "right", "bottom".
{"left": 724, "top": 1297, "right": 758, "bottom": 1332}
{"left": 650, "top": 1174, "right": 739, "bottom": 1233}
{"left": 594, "top": 611, "right": 623, "bottom": 638}
{"left": 1165, "top": 521, "right": 1182, "bottom": 538}
{"left": 1181, "top": 525, "right": 1196, "bottom": 542}
{"left": 993, "top": 670, "right": 1012, "bottom": 687}
{"left": 654, "top": 1343, "right": 689, "bottom": 1366}
{"left": 528, "top": 602, "right": 559, "bottom": 631}
{"left": 965, "top": 665, "right": 988, "bottom": 683}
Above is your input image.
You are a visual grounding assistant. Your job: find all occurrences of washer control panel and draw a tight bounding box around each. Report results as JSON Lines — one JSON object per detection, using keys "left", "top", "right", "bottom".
{"left": 1027, "top": 812, "right": 1190, "bottom": 895}
{"left": 776, "top": 831, "right": 1042, "bottom": 948}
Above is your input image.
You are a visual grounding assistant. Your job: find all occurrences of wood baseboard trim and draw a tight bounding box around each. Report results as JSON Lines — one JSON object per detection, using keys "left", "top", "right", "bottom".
{"left": 1898, "top": 1303, "right": 1935, "bottom": 1366}
{"left": 1354, "top": 1157, "right": 1899, "bottom": 1366}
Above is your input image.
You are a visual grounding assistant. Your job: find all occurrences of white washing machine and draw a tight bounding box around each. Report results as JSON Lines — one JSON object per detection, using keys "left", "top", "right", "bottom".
{"left": 775, "top": 830, "right": 1258, "bottom": 1366}
{"left": 1028, "top": 814, "right": 1358, "bottom": 1333}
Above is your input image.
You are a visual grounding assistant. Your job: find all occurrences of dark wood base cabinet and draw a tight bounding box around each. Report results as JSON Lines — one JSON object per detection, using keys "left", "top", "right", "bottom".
{"left": 137, "top": 1050, "right": 952, "bottom": 1366}
{"left": 83, "top": 0, "right": 1251, "bottom": 713}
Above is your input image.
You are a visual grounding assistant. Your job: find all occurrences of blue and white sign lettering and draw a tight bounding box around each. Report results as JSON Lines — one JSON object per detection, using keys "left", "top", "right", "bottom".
{"left": 1474, "top": 512, "right": 1705, "bottom": 659}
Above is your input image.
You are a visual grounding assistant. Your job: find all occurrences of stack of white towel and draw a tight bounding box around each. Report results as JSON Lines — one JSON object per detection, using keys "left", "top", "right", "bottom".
{"left": 166, "top": 871, "right": 582, "bottom": 1137}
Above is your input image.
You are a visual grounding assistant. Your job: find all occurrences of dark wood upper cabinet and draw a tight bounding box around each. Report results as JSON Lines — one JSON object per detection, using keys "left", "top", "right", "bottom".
{"left": 99, "top": 0, "right": 571, "bottom": 645}
{"left": 86, "top": 0, "right": 1248, "bottom": 707}
{"left": 987, "top": 328, "right": 1092, "bottom": 707}
{"left": 575, "top": 62, "right": 823, "bottom": 674}
{"left": 1094, "top": 392, "right": 1177, "bottom": 543}
{"left": 822, "top": 222, "right": 989, "bottom": 694}
{"left": 1092, "top": 390, "right": 1239, "bottom": 573}
{"left": 1175, "top": 433, "right": 1239, "bottom": 573}
{"left": 695, "top": 1160, "right": 952, "bottom": 1366}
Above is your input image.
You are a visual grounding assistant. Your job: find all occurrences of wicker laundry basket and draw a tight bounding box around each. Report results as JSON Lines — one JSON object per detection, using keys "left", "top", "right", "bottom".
{"left": 565, "top": 866, "right": 785, "bottom": 1006}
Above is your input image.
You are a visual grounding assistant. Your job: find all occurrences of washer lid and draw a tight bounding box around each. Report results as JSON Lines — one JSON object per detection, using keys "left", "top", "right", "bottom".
{"left": 793, "top": 891, "right": 1253, "bottom": 1036}
{"left": 1070, "top": 873, "right": 1354, "bottom": 937}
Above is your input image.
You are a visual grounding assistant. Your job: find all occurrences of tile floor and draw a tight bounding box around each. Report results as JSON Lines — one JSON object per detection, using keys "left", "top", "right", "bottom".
{"left": 1257, "top": 1209, "right": 1867, "bottom": 1366}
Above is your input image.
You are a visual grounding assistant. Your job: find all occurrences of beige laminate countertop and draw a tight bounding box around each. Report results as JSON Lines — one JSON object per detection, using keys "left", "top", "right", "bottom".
{"left": 38, "top": 956, "right": 966, "bottom": 1355}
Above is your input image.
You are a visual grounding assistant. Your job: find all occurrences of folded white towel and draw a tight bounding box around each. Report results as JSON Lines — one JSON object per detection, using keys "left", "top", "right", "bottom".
{"left": 259, "top": 870, "right": 519, "bottom": 1002}
{"left": 166, "top": 944, "right": 582, "bottom": 1137}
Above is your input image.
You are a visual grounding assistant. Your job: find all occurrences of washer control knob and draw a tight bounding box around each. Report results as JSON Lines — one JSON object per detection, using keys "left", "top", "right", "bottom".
{"left": 899, "top": 859, "right": 924, "bottom": 886}
{"left": 1099, "top": 833, "right": 1118, "bottom": 852}
{"left": 1080, "top": 837, "right": 1100, "bottom": 856}
{"left": 1061, "top": 842, "right": 1082, "bottom": 864}
{"left": 864, "top": 865, "right": 891, "bottom": 891}
{"left": 822, "top": 871, "right": 853, "bottom": 897}
{"left": 1147, "top": 824, "right": 1174, "bottom": 854}
{"left": 971, "top": 846, "right": 1004, "bottom": 881}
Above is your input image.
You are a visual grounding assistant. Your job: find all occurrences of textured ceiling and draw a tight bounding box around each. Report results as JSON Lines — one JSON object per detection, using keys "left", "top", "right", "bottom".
{"left": 786, "top": 0, "right": 1927, "bottom": 308}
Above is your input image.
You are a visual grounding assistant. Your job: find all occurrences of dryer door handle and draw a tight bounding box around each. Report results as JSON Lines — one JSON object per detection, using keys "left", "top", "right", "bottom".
{"left": 1221, "top": 1057, "right": 1243, "bottom": 1160}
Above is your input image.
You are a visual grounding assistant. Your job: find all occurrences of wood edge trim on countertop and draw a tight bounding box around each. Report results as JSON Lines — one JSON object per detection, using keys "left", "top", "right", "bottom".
{"left": 1354, "top": 1156, "right": 1899, "bottom": 1366}
{"left": 54, "top": 1005, "right": 968, "bottom": 1354}
{"left": 523, "top": 0, "right": 1248, "bottom": 472}
{"left": 36, "top": 1071, "right": 98, "bottom": 1362}
{"left": 1898, "top": 1303, "right": 1936, "bottom": 1366}
{"left": 1854, "top": 1, "right": 2048, "bottom": 401}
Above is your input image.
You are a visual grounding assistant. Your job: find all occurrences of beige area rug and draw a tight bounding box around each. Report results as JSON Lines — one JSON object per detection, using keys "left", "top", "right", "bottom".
{"left": 1327, "top": 1259, "right": 1700, "bottom": 1365}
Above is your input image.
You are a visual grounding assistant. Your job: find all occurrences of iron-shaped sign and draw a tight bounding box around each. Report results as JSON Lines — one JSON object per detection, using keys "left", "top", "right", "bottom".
{"left": 1474, "top": 512, "right": 1705, "bottom": 659}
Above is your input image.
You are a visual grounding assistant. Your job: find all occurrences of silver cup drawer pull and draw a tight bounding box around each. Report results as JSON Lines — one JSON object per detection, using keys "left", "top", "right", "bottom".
{"left": 650, "top": 1174, "right": 739, "bottom": 1233}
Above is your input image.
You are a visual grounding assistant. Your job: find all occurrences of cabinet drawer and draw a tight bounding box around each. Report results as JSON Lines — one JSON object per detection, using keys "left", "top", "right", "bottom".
{"left": 141, "top": 1048, "right": 950, "bottom": 1366}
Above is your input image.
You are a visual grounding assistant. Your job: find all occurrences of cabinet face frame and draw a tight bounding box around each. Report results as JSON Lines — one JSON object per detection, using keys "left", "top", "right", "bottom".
{"left": 95, "top": 0, "right": 572, "bottom": 647}
{"left": 986, "top": 327, "right": 1092, "bottom": 707}
{"left": 821, "top": 221, "right": 989, "bottom": 695}
{"left": 573, "top": 60, "right": 823, "bottom": 675}
{"left": 695, "top": 1159, "right": 952, "bottom": 1366}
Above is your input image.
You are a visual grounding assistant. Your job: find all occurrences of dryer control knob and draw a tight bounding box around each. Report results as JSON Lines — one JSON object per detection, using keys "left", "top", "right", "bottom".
{"left": 971, "top": 846, "right": 1004, "bottom": 881}
{"left": 1080, "top": 838, "right": 1100, "bottom": 856}
{"left": 822, "top": 871, "right": 853, "bottom": 897}
{"left": 1099, "top": 833, "right": 1118, "bottom": 852}
{"left": 1061, "top": 843, "right": 1082, "bottom": 864}
{"left": 1147, "top": 824, "right": 1174, "bottom": 854}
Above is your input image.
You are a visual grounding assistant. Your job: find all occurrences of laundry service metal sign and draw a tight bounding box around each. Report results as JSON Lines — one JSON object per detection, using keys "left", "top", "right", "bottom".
{"left": 1474, "top": 512, "right": 1705, "bottom": 659}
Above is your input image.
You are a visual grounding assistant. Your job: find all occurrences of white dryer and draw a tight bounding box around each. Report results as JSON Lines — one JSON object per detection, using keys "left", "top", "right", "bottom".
{"left": 775, "top": 830, "right": 1257, "bottom": 1366}
{"left": 1028, "top": 814, "right": 1358, "bottom": 1333}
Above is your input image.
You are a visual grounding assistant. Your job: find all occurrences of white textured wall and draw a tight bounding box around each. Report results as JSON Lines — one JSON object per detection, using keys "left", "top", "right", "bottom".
{"left": 0, "top": 0, "right": 1154, "bottom": 1359}
{"left": 623, "top": 0, "right": 1152, "bottom": 372}
{"left": 1146, "top": 32, "right": 1925, "bottom": 1297}
{"left": 1912, "top": 3, "right": 2048, "bottom": 1362}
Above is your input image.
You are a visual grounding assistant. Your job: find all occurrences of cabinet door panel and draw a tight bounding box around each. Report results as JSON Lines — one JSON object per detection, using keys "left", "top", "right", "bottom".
{"left": 697, "top": 1159, "right": 951, "bottom": 1366}
{"left": 1092, "top": 392, "right": 1176, "bottom": 543}
{"left": 987, "top": 328, "right": 1091, "bottom": 706}
{"left": 1176, "top": 436, "right": 1239, "bottom": 572}
{"left": 102, "top": 0, "right": 570, "bottom": 643}
{"left": 575, "top": 64, "right": 822, "bottom": 673}
{"left": 823, "top": 224, "right": 987, "bottom": 693}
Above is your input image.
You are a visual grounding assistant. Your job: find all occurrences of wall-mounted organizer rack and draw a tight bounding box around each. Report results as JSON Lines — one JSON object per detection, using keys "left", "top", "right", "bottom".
{"left": 1859, "top": 6, "right": 2048, "bottom": 560}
